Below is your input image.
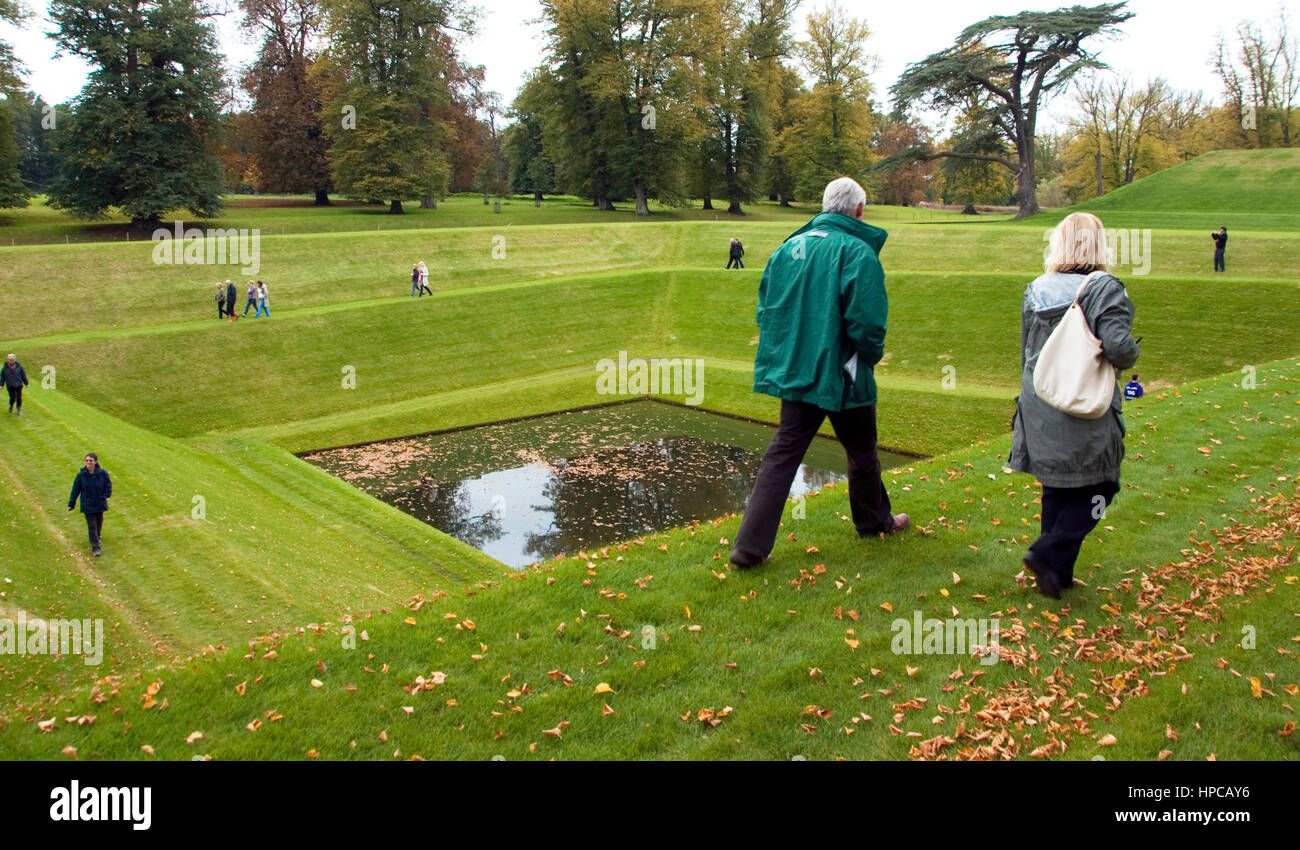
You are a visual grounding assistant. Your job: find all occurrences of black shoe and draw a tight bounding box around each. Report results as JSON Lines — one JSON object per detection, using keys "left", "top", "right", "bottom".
{"left": 729, "top": 548, "right": 767, "bottom": 569}
{"left": 92, "top": 548, "right": 102, "bottom": 557}
{"left": 1023, "top": 554, "right": 1060, "bottom": 599}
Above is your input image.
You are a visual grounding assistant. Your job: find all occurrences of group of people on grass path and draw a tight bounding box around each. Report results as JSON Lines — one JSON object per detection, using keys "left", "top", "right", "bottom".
{"left": 216, "top": 279, "right": 270, "bottom": 319}
{"left": 411, "top": 262, "right": 432, "bottom": 297}
{"left": 732, "top": 177, "right": 1141, "bottom": 601}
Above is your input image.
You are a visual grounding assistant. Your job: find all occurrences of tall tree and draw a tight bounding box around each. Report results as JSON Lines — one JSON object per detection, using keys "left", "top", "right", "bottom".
{"left": 241, "top": 0, "right": 333, "bottom": 204}
{"left": 0, "top": 0, "right": 29, "bottom": 208}
{"left": 780, "top": 2, "right": 876, "bottom": 201}
{"left": 46, "top": 0, "right": 226, "bottom": 228}
{"left": 873, "top": 116, "right": 935, "bottom": 207}
{"left": 693, "top": 0, "right": 774, "bottom": 214}
{"left": 1212, "top": 7, "right": 1299, "bottom": 148}
{"left": 541, "top": 0, "right": 704, "bottom": 215}
{"left": 503, "top": 70, "right": 557, "bottom": 203}
{"left": 891, "top": 2, "right": 1135, "bottom": 218}
{"left": 320, "top": 0, "right": 474, "bottom": 213}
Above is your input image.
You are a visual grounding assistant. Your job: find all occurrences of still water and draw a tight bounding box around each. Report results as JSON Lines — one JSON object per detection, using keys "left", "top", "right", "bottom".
{"left": 306, "top": 401, "right": 910, "bottom": 568}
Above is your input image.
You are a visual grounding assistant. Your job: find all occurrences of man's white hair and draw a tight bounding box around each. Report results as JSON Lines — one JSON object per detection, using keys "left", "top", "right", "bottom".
{"left": 822, "top": 177, "right": 867, "bottom": 217}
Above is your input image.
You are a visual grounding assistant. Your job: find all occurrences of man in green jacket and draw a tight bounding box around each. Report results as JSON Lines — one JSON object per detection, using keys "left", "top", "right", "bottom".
{"left": 731, "top": 177, "right": 908, "bottom": 568}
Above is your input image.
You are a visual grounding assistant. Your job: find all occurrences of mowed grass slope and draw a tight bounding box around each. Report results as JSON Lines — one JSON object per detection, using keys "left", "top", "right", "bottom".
{"left": 2, "top": 360, "right": 1295, "bottom": 760}
{"left": 0, "top": 390, "right": 499, "bottom": 704}
{"left": 1036, "top": 148, "right": 1300, "bottom": 231}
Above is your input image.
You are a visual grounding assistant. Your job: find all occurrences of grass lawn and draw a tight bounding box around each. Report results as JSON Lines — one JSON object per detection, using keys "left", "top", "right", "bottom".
{"left": 0, "top": 148, "right": 1297, "bottom": 759}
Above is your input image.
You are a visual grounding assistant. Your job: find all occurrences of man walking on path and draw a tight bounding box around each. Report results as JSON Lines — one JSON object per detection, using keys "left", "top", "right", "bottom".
{"left": 1212, "top": 227, "right": 1228, "bottom": 272}
{"left": 3, "top": 354, "right": 28, "bottom": 415}
{"left": 68, "top": 453, "right": 112, "bottom": 557}
{"left": 243, "top": 280, "right": 259, "bottom": 316}
{"left": 226, "top": 280, "right": 239, "bottom": 322}
{"left": 730, "top": 177, "right": 908, "bottom": 568}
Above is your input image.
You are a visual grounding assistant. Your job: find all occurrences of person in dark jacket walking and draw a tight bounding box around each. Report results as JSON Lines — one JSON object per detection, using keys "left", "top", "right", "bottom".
{"left": 1212, "top": 227, "right": 1228, "bottom": 272}
{"left": 225, "top": 280, "right": 239, "bottom": 321}
{"left": 1011, "top": 212, "right": 1140, "bottom": 599}
{"left": 727, "top": 238, "right": 745, "bottom": 269}
{"left": 3, "top": 354, "right": 28, "bottom": 415}
{"left": 729, "top": 178, "right": 909, "bottom": 569}
{"left": 67, "top": 453, "right": 112, "bottom": 557}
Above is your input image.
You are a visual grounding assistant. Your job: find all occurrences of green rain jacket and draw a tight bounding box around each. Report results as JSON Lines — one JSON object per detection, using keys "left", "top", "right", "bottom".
{"left": 752, "top": 212, "right": 889, "bottom": 412}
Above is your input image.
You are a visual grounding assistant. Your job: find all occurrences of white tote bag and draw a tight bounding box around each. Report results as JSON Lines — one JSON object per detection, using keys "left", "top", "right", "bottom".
{"left": 1032, "top": 272, "right": 1116, "bottom": 420}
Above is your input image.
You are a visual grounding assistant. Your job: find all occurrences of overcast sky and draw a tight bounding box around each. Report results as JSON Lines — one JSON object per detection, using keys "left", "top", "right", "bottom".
{"left": 3, "top": 0, "right": 1292, "bottom": 130}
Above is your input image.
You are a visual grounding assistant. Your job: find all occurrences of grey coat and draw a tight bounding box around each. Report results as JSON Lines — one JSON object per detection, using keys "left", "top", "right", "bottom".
{"left": 1009, "top": 271, "right": 1140, "bottom": 488}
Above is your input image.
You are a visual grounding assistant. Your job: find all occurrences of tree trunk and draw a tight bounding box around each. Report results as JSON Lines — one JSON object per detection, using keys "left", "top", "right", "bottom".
{"left": 1095, "top": 152, "right": 1104, "bottom": 198}
{"left": 633, "top": 182, "right": 649, "bottom": 216}
{"left": 390, "top": 200, "right": 404, "bottom": 214}
{"left": 314, "top": 190, "right": 331, "bottom": 206}
{"left": 728, "top": 200, "right": 743, "bottom": 215}
{"left": 1015, "top": 146, "right": 1040, "bottom": 220}
{"left": 131, "top": 215, "right": 162, "bottom": 232}
{"left": 701, "top": 196, "right": 714, "bottom": 210}
{"left": 421, "top": 192, "right": 436, "bottom": 209}
{"left": 962, "top": 204, "right": 978, "bottom": 215}
{"left": 534, "top": 190, "right": 543, "bottom": 207}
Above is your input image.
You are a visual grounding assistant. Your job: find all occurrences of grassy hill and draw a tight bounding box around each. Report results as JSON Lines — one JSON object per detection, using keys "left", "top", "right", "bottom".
{"left": 1037, "top": 149, "right": 1300, "bottom": 231}
{"left": 1, "top": 167, "right": 1298, "bottom": 758}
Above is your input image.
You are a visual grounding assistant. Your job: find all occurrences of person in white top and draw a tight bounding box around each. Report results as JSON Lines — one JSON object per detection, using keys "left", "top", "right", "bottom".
{"left": 417, "top": 261, "right": 431, "bottom": 296}
{"left": 255, "top": 281, "right": 270, "bottom": 317}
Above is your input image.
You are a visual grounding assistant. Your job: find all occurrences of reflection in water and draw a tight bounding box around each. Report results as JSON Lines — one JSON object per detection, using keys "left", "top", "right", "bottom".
{"left": 307, "top": 402, "right": 900, "bottom": 569}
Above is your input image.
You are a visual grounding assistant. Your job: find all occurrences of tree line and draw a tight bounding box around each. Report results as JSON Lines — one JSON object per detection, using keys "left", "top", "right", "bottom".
{"left": 0, "top": 0, "right": 1296, "bottom": 226}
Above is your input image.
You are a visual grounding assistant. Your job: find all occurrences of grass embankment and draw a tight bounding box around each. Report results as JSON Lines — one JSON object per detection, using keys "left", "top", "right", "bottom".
{"left": 0, "top": 359, "right": 1295, "bottom": 760}
{"left": 0, "top": 390, "right": 498, "bottom": 705}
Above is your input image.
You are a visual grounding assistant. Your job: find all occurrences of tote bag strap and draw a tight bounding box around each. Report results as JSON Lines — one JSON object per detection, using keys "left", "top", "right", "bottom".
{"left": 1073, "top": 270, "right": 1107, "bottom": 305}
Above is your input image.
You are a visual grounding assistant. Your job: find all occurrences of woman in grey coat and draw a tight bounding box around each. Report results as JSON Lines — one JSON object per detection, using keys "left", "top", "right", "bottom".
{"left": 1010, "top": 212, "right": 1140, "bottom": 599}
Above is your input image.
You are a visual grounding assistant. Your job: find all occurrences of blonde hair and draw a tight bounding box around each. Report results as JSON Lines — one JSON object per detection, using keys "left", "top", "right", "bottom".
{"left": 1045, "top": 212, "right": 1110, "bottom": 274}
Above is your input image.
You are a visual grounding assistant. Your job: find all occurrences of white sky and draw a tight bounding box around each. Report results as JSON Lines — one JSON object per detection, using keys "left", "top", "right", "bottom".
{"left": 3, "top": 0, "right": 1292, "bottom": 130}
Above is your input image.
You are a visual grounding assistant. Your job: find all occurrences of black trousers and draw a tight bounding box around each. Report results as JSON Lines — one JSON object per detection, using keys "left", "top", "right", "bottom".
{"left": 735, "top": 400, "right": 893, "bottom": 558}
{"left": 1027, "top": 480, "right": 1119, "bottom": 585}
{"left": 726, "top": 258, "right": 744, "bottom": 269}
{"left": 218, "top": 300, "right": 227, "bottom": 317}
{"left": 85, "top": 512, "right": 104, "bottom": 550}
{"left": 1214, "top": 250, "right": 1225, "bottom": 272}
{"left": 6, "top": 385, "right": 20, "bottom": 410}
